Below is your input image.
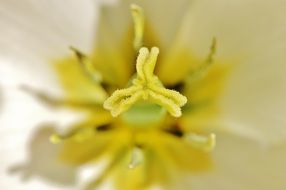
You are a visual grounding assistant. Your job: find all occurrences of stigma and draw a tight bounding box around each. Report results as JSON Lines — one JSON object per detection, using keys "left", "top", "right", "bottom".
{"left": 103, "top": 47, "right": 187, "bottom": 117}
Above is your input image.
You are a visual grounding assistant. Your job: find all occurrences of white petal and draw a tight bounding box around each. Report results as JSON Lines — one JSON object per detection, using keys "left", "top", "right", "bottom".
{"left": 0, "top": 0, "right": 97, "bottom": 53}
{"left": 0, "top": 0, "right": 97, "bottom": 89}
{"left": 187, "top": 0, "right": 286, "bottom": 58}
{"left": 187, "top": 132, "right": 286, "bottom": 190}
{"left": 136, "top": 0, "right": 192, "bottom": 48}
{"left": 0, "top": 1, "right": 102, "bottom": 188}
{"left": 98, "top": 0, "right": 192, "bottom": 48}
{"left": 0, "top": 88, "right": 83, "bottom": 189}
{"left": 218, "top": 49, "right": 286, "bottom": 145}
{"left": 183, "top": 0, "right": 286, "bottom": 145}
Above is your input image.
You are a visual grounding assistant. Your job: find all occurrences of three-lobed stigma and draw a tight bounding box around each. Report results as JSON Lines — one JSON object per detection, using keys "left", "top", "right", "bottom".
{"left": 103, "top": 47, "right": 187, "bottom": 117}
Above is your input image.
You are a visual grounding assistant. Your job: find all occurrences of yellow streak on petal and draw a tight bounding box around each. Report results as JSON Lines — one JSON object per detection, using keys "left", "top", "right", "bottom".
{"left": 157, "top": 49, "right": 199, "bottom": 85}
{"left": 70, "top": 47, "right": 103, "bottom": 83}
{"left": 180, "top": 61, "right": 232, "bottom": 133}
{"left": 52, "top": 56, "right": 108, "bottom": 104}
{"left": 112, "top": 129, "right": 213, "bottom": 189}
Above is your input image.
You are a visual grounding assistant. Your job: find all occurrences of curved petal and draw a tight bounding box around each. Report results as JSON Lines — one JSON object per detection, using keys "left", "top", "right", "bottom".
{"left": 137, "top": 0, "right": 194, "bottom": 85}
{"left": 0, "top": 0, "right": 97, "bottom": 90}
{"left": 179, "top": 0, "right": 286, "bottom": 145}
{"left": 187, "top": 0, "right": 286, "bottom": 59}
{"left": 98, "top": 0, "right": 192, "bottom": 48}
{"left": 0, "top": 1, "right": 104, "bottom": 188}
{"left": 186, "top": 132, "right": 286, "bottom": 190}
{"left": 92, "top": 0, "right": 192, "bottom": 86}
{"left": 53, "top": 56, "right": 108, "bottom": 104}
{"left": 217, "top": 48, "right": 286, "bottom": 145}
{"left": 0, "top": 88, "right": 79, "bottom": 189}
{"left": 91, "top": 1, "right": 134, "bottom": 86}
{"left": 135, "top": 0, "right": 192, "bottom": 49}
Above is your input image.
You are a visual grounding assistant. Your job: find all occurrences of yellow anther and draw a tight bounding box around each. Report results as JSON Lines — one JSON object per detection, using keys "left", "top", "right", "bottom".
{"left": 50, "top": 134, "right": 62, "bottom": 144}
{"left": 49, "top": 128, "right": 95, "bottom": 144}
{"left": 103, "top": 47, "right": 187, "bottom": 117}
{"left": 184, "top": 133, "right": 216, "bottom": 152}
{"left": 128, "top": 147, "right": 144, "bottom": 169}
{"left": 130, "top": 4, "right": 144, "bottom": 50}
{"left": 70, "top": 47, "right": 102, "bottom": 82}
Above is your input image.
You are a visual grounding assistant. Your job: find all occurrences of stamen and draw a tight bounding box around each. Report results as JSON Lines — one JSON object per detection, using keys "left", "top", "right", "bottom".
{"left": 103, "top": 47, "right": 187, "bottom": 117}
{"left": 50, "top": 127, "right": 95, "bottom": 144}
{"left": 50, "top": 134, "right": 62, "bottom": 144}
{"left": 187, "top": 37, "right": 217, "bottom": 82}
{"left": 184, "top": 133, "right": 216, "bottom": 152}
{"left": 70, "top": 47, "right": 103, "bottom": 82}
{"left": 206, "top": 37, "right": 217, "bottom": 64}
{"left": 20, "top": 85, "right": 103, "bottom": 109}
{"left": 128, "top": 146, "right": 144, "bottom": 169}
{"left": 130, "top": 4, "right": 144, "bottom": 50}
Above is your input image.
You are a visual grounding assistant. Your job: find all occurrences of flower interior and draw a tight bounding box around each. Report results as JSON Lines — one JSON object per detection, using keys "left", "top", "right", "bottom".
{"left": 45, "top": 3, "right": 230, "bottom": 189}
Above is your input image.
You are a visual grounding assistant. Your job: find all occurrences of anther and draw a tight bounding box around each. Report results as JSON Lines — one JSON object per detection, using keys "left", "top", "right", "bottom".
{"left": 50, "top": 128, "right": 95, "bottom": 144}
{"left": 184, "top": 133, "right": 216, "bottom": 152}
{"left": 50, "top": 134, "right": 62, "bottom": 144}
{"left": 128, "top": 146, "right": 144, "bottom": 169}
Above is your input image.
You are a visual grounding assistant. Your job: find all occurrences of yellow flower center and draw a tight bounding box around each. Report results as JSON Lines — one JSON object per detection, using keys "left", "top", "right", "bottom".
{"left": 49, "top": 3, "right": 217, "bottom": 152}
{"left": 42, "top": 3, "right": 231, "bottom": 189}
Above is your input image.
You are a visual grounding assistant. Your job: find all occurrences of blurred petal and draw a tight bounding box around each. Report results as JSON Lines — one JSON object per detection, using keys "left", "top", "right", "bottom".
{"left": 53, "top": 56, "right": 108, "bottom": 104}
{"left": 97, "top": 0, "right": 192, "bottom": 48}
{"left": 0, "top": 88, "right": 80, "bottom": 189}
{"left": 135, "top": 0, "right": 191, "bottom": 48}
{"left": 91, "top": 1, "right": 134, "bottom": 86}
{"left": 187, "top": 132, "right": 286, "bottom": 190}
{"left": 139, "top": 0, "right": 193, "bottom": 85}
{"left": 0, "top": 0, "right": 97, "bottom": 89}
{"left": 179, "top": 0, "right": 286, "bottom": 144}
{"left": 1, "top": 0, "right": 286, "bottom": 189}
{"left": 179, "top": 63, "right": 230, "bottom": 136}
{"left": 218, "top": 48, "right": 286, "bottom": 145}
{"left": 187, "top": 0, "right": 286, "bottom": 59}
{"left": 156, "top": 5, "right": 197, "bottom": 85}
{"left": 92, "top": 0, "right": 192, "bottom": 86}
{"left": 59, "top": 130, "right": 118, "bottom": 165}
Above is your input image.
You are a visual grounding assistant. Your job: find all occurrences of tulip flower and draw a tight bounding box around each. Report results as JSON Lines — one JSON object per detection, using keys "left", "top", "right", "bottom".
{"left": 1, "top": 0, "right": 286, "bottom": 190}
